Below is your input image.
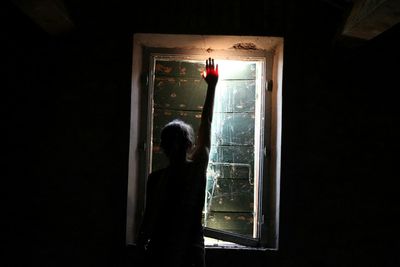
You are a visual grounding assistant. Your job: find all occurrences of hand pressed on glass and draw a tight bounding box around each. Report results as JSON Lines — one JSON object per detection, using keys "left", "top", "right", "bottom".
{"left": 202, "top": 57, "right": 219, "bottom": 87}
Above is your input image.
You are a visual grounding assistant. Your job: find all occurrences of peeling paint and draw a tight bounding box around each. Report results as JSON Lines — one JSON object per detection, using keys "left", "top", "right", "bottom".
{"left": 232, "top": 42, "right": 258, "bottom": 50}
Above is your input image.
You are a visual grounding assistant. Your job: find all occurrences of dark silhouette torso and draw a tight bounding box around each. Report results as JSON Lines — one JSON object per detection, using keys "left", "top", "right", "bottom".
{"left": 143, "top": 156, "right": 208, "bottom": 266}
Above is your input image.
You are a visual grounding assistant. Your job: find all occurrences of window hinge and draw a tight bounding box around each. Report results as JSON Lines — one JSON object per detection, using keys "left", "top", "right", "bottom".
{"left": 264, "top": 146, "right": 270, "bottom": 158}
{"left": 142, "top": 142, "right": 147, "bottom": 151}
{"left": 141, "top": 72, "right": 149, "bottom": 87}
{"left": 266, "top": 80, "right": 273, "bottom": 92}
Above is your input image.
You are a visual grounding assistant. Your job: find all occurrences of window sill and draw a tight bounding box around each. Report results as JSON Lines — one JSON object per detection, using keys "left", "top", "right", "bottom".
{"left": 205, "top": 245, "right": 276, "bottom": 251}
{"left": 204, "top": 237, "right": 276, "bottom": 251}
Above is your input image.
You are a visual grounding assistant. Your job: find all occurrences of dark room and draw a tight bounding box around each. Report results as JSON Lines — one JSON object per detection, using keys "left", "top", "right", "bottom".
{"left": 4, "top": 0, "right": 400, "bottom": 266}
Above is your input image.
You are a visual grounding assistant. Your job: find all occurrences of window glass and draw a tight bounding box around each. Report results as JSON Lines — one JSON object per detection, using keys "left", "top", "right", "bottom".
{"left": 150, "top": 58, "right": 261, "bottom": 238}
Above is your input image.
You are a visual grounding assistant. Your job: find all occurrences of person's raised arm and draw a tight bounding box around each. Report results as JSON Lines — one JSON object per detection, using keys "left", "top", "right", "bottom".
{"left": 192, "top": 58, "right": 218, "bottom": 160}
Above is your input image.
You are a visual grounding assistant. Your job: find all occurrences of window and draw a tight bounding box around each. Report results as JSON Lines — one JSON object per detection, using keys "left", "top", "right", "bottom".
{"left": 127, "top": 34, "right": 283, "bottom": 250}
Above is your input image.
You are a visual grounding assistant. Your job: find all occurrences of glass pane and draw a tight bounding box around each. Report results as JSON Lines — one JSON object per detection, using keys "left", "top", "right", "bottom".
{"left": 155, "top": 60, "right": 204, "bottom": 78}
{"left": 212, "top": 113, "right": 255, "bottom": 146}
{"left": 214, "top": 80, "right": 256, "bottom": 113}
{"left": 154, "top": 77, "right": 206, "bottom": 111}
{"left": 204, "top": 212, "right": 253, "bottom": 236}
{"left": 150, "top": 58, "right": 258, "bottom": 239}
{"left": 205, "top": 176, "right": 254, "bottom": 212}
{"left": 209, "top": 145, "right": 254, "bottom": 164}
{"left": 152, "top": 109, "right": 202, "bottom": 145}
{"left": 219, "top": 61, "right": 256, "bottom": 80}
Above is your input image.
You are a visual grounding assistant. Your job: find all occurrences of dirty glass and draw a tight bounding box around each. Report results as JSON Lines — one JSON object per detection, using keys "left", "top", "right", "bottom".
{"left": 151, "top": 59, "right": 258, "bottom": 238}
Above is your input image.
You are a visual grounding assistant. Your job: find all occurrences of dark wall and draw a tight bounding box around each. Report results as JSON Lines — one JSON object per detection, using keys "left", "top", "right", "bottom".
{"left": 4, "top": 3, "right": 131, "bottom": 266}
{"left": 5, "top": 1, "right": 399, "bottom": 266}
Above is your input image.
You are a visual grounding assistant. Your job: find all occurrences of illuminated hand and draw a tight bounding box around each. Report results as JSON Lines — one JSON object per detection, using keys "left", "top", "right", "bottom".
{"left": 202, "top": 57, "right": 219, "bottom": 87}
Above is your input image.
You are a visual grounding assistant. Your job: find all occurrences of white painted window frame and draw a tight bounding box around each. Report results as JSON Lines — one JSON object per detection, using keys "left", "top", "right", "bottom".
{"left": 126, "top": 33, "right": 283, "bottom": 250}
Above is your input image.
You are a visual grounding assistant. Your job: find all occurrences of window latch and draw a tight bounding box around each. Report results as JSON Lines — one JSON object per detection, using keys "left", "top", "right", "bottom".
{"left": 266, "top": 80, "right": 273, "bottom": 92}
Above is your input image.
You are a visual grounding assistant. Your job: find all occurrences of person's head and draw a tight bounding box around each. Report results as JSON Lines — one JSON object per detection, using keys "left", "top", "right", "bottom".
{"left": 160, "top": 119, "right": 195, "bottom": 161}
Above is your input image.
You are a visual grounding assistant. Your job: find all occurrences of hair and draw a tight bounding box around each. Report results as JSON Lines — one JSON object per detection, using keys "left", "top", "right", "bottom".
{"left": 160, "top": 119, "right": 195, "bottom": 157}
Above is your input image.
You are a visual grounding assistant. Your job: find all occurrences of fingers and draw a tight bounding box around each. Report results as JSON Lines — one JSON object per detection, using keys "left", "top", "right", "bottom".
{"left": 205, "top": 57, "right": 216, "bottom": 71}
{"left": 204, "top": 58, "right": 218, "bottom": 78}
{"left": 206, "top": 58, "right": 213, "bottom": 71}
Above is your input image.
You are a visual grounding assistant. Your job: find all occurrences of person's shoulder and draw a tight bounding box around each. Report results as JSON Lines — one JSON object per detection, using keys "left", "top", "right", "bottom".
{"left": 190, "top": 147, "right": 210, "bottom": 170}
{"left": 191, "top": 146, "right": 209, "bottom": 162}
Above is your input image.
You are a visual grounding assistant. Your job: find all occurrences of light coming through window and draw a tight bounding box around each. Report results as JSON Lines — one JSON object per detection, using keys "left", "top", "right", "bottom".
{"left": 148, "top": 56, "right": 264, "bottom": 245}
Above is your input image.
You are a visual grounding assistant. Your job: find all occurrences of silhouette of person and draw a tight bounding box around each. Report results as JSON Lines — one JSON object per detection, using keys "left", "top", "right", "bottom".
{"left": 137, "top": 58, "right": 219, "bottom": 267}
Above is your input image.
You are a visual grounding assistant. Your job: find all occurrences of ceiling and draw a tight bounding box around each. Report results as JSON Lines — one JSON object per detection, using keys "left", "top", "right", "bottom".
{"left": 9, "top": 0, "right": 400, "bottom": 44}
{"left": 341, "top": 0, "right": 400, "bottom": 40}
